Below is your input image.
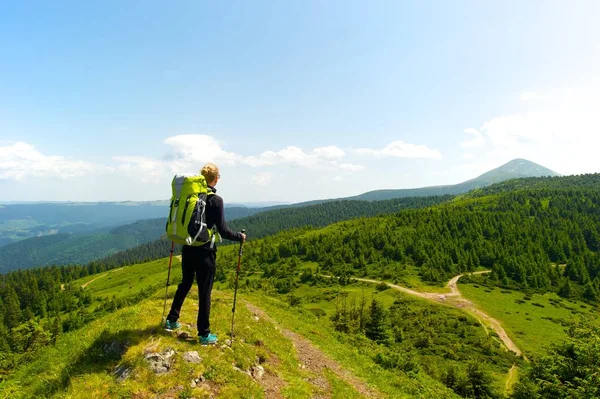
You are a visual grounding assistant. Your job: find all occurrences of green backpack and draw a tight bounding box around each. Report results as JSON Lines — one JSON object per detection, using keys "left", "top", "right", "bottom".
{"left": 165, "top": 174, "right": 219, "bottom": 247}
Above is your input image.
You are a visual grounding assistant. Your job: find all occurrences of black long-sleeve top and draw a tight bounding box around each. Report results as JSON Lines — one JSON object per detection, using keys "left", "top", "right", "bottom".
{"left": 188, "top": 186, "right": 243, "bottom": 251}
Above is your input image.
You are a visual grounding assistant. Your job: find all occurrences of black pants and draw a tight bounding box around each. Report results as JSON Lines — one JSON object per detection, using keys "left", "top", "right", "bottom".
{"left": 167, "top": 246, "right": 216, "bottom": 336}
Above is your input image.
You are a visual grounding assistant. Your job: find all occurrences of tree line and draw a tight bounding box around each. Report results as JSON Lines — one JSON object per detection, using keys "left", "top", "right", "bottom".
{"left": 231, "top": 184, "right": 600, "bottom": 303}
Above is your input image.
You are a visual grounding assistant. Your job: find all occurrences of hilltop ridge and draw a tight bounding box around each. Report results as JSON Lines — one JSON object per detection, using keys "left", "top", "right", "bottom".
{"left": 349, "top": 158, "right": 560, "bottom": 201}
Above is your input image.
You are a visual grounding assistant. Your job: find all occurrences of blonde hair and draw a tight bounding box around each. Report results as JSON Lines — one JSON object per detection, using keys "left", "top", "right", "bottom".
{"left": 200, "top": 163, "right": 219, "bottom": 182}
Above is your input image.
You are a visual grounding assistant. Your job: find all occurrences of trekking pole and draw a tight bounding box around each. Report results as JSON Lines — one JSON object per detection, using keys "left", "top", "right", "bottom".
{"left": 230, "top": 229, "right": 245, "bottom": 345}
{"left": 162, "top": 241, "right": 175, "bottom": 322}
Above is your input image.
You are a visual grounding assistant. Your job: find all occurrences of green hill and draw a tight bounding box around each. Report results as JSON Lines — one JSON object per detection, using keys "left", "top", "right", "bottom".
{"left": 227, "top": 195, "right": 454, "bottom": 240}
{"left": 0, "top": 219, "right": 167, "bottom": 273}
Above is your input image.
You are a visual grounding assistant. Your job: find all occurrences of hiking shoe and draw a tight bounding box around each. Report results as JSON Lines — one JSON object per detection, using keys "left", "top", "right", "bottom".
{"left": 164, "top": 320, "right": 181, "bottom": 330}
{"left": 199, "top": 333, "right": 218, "bottom": 345}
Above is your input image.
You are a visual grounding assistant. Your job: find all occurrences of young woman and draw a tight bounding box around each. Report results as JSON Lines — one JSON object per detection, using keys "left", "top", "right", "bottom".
{"left": 165, "top": 163, "right": 246, "bottom": 345}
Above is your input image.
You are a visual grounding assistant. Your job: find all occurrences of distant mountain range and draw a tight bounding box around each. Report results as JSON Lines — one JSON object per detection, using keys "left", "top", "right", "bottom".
{"left": 0, "top": 201, "right": 263, "bottom": 248}
{"left": 0, "top": 207, "right": 260, "bottom": 272}
{"left": 347, "top": 159, "right": 560, "bottom": 201}
{"left": 0, "top": 159, "right": 561, "bottom": 273}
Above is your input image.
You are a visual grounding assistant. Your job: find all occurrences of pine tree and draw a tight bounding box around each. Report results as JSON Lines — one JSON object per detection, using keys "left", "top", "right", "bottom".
{"left": 583, "top": 283, "right": 599, "bottom": 302}
{"left": 365, "top": 298, "right": 390, "bottom": 344}
{"left": 3, "top": 287, "right": 22, "bottom": 330}
{"left": 558, "top": 279, "right": 575, "bottom": 299}
{"left": 50, "top": 316, "right": 62, "bottom": 344}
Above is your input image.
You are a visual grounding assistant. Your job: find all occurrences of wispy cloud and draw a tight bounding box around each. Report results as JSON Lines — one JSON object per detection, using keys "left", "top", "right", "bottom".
{"left": 463, "top": 85, "right": 600, "bottom": 175}
{"left": 311, "top": 145, "right": 345, "bottom": 159}
{"left": 251, "top": 172, "right": 273, "bottom": 186}
{"left": 0, "top": 142, "right": 96, "bottom": 180}
{"left": 460, "top": 128, "right": 486, "bottom": 148}
{"left": 113, "top": 156, "right": 169, "bottom": 183}
{"left": 355, "top": 140, "right": 442, "bottom": 159}
{"left": 162, "top": 134, "right": 240, "bottom": 166}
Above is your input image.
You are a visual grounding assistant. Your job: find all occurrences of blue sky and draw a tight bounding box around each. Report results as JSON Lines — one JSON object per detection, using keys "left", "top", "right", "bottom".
{"left": 1, "top": 1, "right": 599, "bottom": 203}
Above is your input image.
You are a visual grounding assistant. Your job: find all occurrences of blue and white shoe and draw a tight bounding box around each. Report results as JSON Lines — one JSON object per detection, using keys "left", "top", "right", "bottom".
{"left": 199, "top": 333, "right": 218, "bottom": 345}
{"left": 164, "top": 319, "right": 181, "bottom": 330}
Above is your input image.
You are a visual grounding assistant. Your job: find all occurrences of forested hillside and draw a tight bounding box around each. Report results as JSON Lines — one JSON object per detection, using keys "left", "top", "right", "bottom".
{"left": 0, "top": 206, "right": 262, "bottom": 273}
{"left": 46, "top": 195, "right": 453, "bottom": 271}
{"left": 0, "top": 219, "right": 167, "bottom": 273}
{"left": 0, "top": 201, "right": 169, "bottom": 246}
{"left": 464, "top": 173, "right": 599, "bottom": 196}
{"left": 230, "top": 174, "right": 600, "bottom": 303}
{"left": 227, "top": 195, "right": 454, "bottom": 239}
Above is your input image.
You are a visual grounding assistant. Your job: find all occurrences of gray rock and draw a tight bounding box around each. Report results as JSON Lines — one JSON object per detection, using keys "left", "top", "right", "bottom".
{"left": 252, "top": 365, "right": 265, "bottom": 380}
{"left": 145, "top": 352, "right": 164, "bottom": 363}
{"left": 113, "top": 364, "right": 131, "bottom": 382}
{"left": 163, "top": 348, "right": 176, "bottom": 361}
{"left": 104, "top": 340, "right": 127, "bottom": 356}
{"left": 145, "top": 349, "right": 177, "bottom": 374}
{"left": 183, "top": 351, "right": 202, "bottom": 364}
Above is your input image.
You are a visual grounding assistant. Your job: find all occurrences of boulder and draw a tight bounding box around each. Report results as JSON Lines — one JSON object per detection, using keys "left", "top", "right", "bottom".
{"left": 183, "top": 351, "right": 202, "bottom": 364}
{"left": 252, "top": 365, "right": 265, "bottom": 380}
{"left": 145, "top": 348, "right": 176, "bottom": 374}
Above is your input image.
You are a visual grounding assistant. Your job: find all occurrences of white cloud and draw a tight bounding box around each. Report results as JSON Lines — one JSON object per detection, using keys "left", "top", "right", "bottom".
{"left": 465, "top": 85, "right": 600, "bottom": 175}
{"left": 331, "top": 162, "right": 365, "bottom": 172}
{"left": 114, "top": 156, "right": 169, "bottom": 183}
{"left": 241, "top": 144, "right": 359, "bottom": 171}
{"left": 243, "top": 146, "right": 315, "bottom": 168}
{"left": 311, "top": 145, "right": 345, "bottom": 159}
{"left": 1, "top": 136, "right": 362, "bottom": 187}
{"left": 0, "top": 142, "right": 96, "bottom": 180}
{"left": 355, "top": 140, "right": 442, "bottom": 159}
{"left": 163, "top": 134, "right": 240, "bottom": 166}
{"left": 461, "top": 128, "right": 486, "bottom": 148}
{"left": 251, "top": 172, "right": 273, "bottom": 186}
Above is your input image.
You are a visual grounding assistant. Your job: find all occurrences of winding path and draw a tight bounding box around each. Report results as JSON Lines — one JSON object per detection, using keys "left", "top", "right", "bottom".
{"left": 352, "top": 271, "right": 523, "bottom": 357}
{"left": 81, "top": 267, "right": 125, "bottom": 289}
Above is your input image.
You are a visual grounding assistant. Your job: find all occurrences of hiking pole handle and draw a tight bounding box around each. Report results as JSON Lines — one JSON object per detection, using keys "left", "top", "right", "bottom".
{"left": 239, "top": 229, "right": 245, "bottom": 256}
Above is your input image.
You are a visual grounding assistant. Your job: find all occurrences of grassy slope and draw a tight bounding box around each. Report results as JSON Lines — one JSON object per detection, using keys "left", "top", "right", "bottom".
{"left": 459, "top": 283, "right": 598, "bottom": 358}
{"left": 0, "top": 253, "right": 459, "bottom": 398}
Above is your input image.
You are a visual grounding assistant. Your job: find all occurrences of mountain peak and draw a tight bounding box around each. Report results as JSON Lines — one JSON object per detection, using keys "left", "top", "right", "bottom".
{"left": 351, "top": 158, "right": 561, "bottom": 201}
{"left": 472, "top": 159, "right": 560, "bottom": 185}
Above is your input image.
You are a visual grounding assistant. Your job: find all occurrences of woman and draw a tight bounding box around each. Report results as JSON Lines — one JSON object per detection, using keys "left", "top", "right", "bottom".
{"left": 165, "top": 163, "right": 246, "bottom": 345}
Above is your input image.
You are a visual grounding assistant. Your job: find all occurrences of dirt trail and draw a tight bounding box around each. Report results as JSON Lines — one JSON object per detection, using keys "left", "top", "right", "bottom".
{"left": 246, "top": 302, "right": 383, "bottom": 399}
{"left": 353, "top": 271, "right": 523, "bottom": 357}
{"left": 81, "top": 267, "right": 125, "bottom": 289}
{"left": 505, "top": 364, "right": 518, "bottom": 394}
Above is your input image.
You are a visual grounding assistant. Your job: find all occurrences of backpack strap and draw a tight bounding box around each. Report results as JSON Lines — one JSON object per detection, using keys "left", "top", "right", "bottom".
{"left": 204, "top": 189, "right": 222, "bottom": 248}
